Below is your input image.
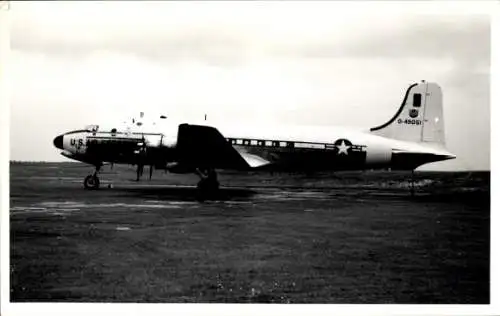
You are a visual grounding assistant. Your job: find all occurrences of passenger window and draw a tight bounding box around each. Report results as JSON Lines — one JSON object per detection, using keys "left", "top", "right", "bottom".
{"left": 413, "top": 93, "right": 422, "bottom": 107}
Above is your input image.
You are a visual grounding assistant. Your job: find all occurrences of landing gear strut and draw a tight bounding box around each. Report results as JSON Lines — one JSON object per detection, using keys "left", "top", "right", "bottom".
{"left": 84, "top": 164, "right": 102, "bottom": 190}
{"left": 195, "top": 168, "right": 220, "bottom": 200}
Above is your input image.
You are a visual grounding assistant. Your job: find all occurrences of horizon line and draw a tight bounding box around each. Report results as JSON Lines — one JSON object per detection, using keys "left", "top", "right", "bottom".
{"left": 8, "top": 160, "right": 491, "bottom": 173}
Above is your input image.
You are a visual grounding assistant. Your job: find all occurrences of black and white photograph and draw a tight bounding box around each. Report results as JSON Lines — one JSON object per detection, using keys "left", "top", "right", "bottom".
{"left": 1, "top": 1, "right": 497, "bottom": 315}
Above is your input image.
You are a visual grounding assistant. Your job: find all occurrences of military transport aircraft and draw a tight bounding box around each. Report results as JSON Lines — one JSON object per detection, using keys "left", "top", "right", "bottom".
{"left": 53, "top": 80, "right": 456, "bottom": 198}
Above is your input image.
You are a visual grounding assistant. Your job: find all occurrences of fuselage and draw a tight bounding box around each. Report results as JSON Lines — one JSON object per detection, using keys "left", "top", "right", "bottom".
{"left": 53, "top": 120, "right": 455, "bottom": 173}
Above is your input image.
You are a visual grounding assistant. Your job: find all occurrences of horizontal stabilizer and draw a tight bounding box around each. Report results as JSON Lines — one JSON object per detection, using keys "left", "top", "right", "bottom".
{"left": 236, "top": 150, "right": 271, "bottom": 168}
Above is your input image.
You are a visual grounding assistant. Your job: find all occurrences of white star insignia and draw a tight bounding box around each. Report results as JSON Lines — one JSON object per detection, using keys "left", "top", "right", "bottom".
{"left": 337, "top": 140, "right": 350, "bottom": 155}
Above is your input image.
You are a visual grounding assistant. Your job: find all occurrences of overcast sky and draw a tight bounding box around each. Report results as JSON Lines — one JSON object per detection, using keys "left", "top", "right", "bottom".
{"left": 8, "top": 1, "right": 492, "bottom": 171}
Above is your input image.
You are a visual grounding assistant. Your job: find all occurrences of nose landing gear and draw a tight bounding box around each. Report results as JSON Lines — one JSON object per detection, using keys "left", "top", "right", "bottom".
{"left": 84, "top": 164, "right": 102, "bottom": 190}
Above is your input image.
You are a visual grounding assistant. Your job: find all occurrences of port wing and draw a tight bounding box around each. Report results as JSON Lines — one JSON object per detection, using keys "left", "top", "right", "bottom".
{"left": 176, "top": 124, "right": 271, "bottom": 170}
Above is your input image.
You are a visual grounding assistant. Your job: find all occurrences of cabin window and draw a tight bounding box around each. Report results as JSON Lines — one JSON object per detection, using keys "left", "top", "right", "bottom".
{"left": 413, "top": 93, "right": 422, "bottom": 107}
{"left": 280, "top": 142, "right": 287, "bottom": 147}
{"left": 250, "top": 140, "right": 258, "bottom": 146}
{"left": 243, "top": 140, "right": 250, "bottom": 146}
{"left": 272, "top": 141, "right": 279, "bottom": 147}
{"left": 236, "top": 139, "right": 243, "bottom": 145}
{"left": 265, "top": 141, "right": 273, "bottom": 147}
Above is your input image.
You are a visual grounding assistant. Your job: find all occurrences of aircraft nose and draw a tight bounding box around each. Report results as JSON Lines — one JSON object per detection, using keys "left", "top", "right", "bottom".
{"left": 53, "top": 134, "right": 64, "bottom": 150}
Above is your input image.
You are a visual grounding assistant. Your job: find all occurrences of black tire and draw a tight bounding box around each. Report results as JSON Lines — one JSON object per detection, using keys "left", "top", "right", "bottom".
{"left": 84, "top": 175, "right": 100, "bottom": 190}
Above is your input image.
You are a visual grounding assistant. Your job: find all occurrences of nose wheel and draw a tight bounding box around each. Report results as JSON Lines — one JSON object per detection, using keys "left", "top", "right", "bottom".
{"left": 84, "top": 164, "right": 102, "bottom": 190}
{"left": 84, "top": 174, "right": 100, "bottom": 190}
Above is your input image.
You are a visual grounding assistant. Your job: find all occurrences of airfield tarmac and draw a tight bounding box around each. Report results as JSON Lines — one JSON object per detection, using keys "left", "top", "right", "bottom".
{"left": 10, "top": 162, "right": 490, "bottom": 303}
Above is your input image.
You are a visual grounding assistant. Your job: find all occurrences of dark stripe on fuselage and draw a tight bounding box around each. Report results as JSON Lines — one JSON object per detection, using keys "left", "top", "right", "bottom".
{"left": 87, "top": 136, "right": 143, "bottom": 141}
{"left": 224, "top": 137, "right": 366, "bottom": 151}
{"left": 242, "top": 145, "right": 368, "bottom": 171}
{"left": 228, "top": 138, "right": 368, "bottom": 171}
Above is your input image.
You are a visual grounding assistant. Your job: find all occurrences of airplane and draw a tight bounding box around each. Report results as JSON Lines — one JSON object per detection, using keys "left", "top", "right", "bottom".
{"left": 52, "top": 80, "right": 456, "bottom": 199}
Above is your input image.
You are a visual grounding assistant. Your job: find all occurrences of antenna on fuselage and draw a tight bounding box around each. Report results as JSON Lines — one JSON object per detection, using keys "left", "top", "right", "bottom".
{"left": 205, "top": 114, "right": 207, "bottom": 121}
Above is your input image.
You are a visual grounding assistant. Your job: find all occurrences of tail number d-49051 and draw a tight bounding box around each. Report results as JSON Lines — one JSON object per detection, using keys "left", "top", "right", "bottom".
{"left": 397, "top": 118, "right": 422, "bottom": 125}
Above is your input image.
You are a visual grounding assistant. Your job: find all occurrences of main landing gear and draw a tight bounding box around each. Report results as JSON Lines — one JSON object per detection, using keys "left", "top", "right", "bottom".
{"left": 84, "top": 164, "right": 102, "bottom": 190}
{"left": 82, "top": 163, "right": 221, "bottom": 199}
{"left": 195, "top": 168, "right": 220, "bottom": 200}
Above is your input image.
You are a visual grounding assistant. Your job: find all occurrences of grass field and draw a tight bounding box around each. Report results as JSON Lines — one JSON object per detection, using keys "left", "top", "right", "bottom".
{"left": 10, "top": 162, "right": 490, "bottom": 303}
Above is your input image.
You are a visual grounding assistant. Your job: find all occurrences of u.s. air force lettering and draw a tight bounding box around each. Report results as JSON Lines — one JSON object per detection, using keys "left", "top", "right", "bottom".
{"left": 70, "top": 138, "right": 85, "bottom": 149}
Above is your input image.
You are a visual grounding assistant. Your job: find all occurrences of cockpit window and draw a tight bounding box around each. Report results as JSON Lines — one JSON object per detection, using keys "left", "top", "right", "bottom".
{"left": 84, "top": 125, "right": 99, "bottom": 132}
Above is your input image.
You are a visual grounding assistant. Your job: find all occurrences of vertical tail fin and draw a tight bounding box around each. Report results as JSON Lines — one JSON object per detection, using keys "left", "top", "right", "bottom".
{"left": 370, "top": 81, "right": 446, "bottom": 146}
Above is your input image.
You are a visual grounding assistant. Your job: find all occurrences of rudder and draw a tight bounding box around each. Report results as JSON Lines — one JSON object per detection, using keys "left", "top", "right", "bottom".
{"left": 370, "top": 81, "right": 446, "bottom": 146}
